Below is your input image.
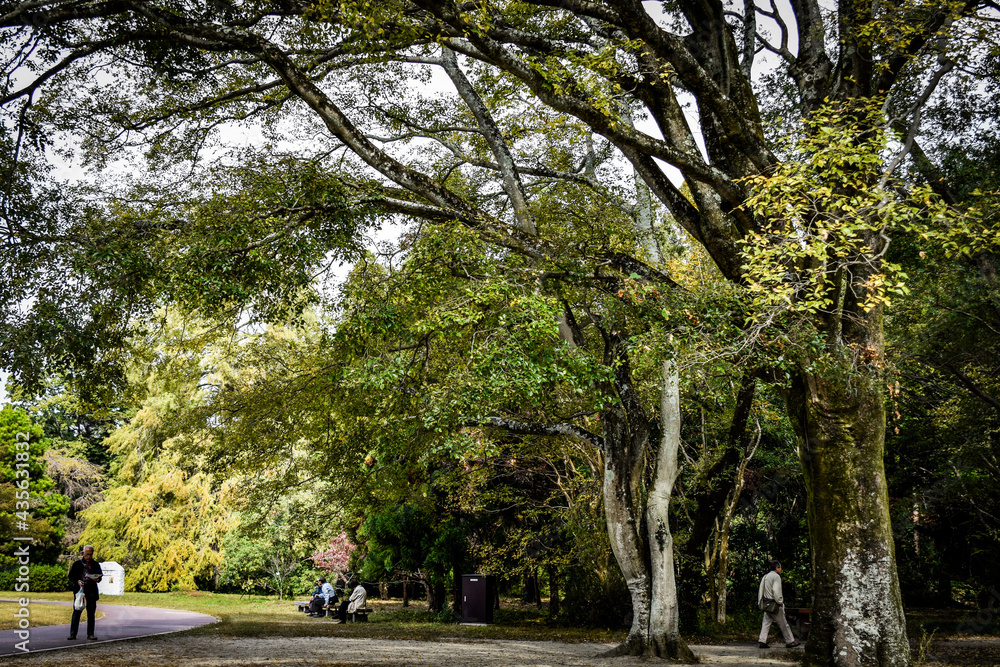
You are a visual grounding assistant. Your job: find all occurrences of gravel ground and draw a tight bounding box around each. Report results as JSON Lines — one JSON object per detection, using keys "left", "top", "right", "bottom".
{"left": 1, "top": 630, "right": 995, "bottom": 665}
{"left": 0, "top": 635, "right": 804, "bottom": 666}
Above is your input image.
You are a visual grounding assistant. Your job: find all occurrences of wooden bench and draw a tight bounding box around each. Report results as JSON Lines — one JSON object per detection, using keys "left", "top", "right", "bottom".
{"left": 295, "top": 598, "right": 339, "bottom": 617}
{"left": 785, "top": 608, "right": 812, "bottom": 639}
{"left": 348, "top": 607, "right": 373, "bottom": 623}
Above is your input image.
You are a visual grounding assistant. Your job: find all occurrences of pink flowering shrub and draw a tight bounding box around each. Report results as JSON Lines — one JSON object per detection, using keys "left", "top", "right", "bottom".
{"left": 309, "top": 531, "right": 355, "bottom": 585}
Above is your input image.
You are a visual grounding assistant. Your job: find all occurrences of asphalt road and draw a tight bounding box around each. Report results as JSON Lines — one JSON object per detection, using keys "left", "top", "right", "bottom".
{"left": 0, "top": 598, "right": 217, "bottom": 657}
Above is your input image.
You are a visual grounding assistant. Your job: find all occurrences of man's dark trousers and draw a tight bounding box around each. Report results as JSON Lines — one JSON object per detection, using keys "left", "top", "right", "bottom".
{"left": 70, "top": 594, "right": 98, "bottom": 637}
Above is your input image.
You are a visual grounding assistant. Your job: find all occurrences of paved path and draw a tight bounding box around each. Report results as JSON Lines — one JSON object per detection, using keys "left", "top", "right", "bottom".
{"left": 0, "top": 599, "right": 217, "bottom": 657}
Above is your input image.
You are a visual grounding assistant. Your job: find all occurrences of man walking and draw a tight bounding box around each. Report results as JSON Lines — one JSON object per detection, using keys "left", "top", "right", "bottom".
{"left": 757, "top": 560, "right": 800, "bottom": 649}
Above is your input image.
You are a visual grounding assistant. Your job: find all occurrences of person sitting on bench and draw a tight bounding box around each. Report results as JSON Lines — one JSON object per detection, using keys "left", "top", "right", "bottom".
{"left": 308, "top": 577, "right": 336, "bottom": 617}
{"left": 335, "top": 578, "right": 367, "bottom": 623}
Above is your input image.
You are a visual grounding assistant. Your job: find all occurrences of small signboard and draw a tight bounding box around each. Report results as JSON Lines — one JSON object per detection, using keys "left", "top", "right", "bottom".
{"left": 98, "top": 561, "right": 125, "bottom": 596}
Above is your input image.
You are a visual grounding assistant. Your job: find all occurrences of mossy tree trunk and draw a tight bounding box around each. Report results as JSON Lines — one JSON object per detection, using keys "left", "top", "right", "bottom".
{"left": 783, "top": 307, "right": 909, "bottom": 667}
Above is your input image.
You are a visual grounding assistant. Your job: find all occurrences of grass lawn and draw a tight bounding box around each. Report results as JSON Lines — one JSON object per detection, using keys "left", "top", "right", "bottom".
{"left": 0, "top": 601, "right": 103, "bottom": 631}
{"left": 2, "top": 591, "right": 629, "bottom": 643}
{"left": 4, "top": 591, "right": 995, "bottom": 646}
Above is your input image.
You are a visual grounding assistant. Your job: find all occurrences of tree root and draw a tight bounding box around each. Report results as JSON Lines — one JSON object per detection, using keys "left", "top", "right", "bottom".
{"left": 603, "top": 632, "right": 699, "bottom": 662}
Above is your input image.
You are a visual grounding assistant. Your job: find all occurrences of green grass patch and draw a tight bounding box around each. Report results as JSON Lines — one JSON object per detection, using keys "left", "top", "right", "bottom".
{"left": 0, "top": 601, "right": 103, "bottom": 630}
{"left": 5, "top": 591, "right": 626, "bottom": 643}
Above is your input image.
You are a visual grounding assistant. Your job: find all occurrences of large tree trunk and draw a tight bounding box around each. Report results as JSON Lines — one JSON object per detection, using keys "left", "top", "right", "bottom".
{"left": 785, "top": 348, "right": 909, "bottom": 667}
{"left": 644, "top": 363, "right": 694, "bottom": 660}
{"left": 601, "top": 352, "right": 694, "bottom": 661}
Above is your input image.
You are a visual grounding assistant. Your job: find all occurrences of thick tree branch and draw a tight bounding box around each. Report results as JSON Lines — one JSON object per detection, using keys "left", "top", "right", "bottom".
{"left": 429, "top": 32, "right": 747, "bottom": 205}
{"left": 934, "top": 362, "right": 1000, "bottom": 413}
{"left": 605, "top": 0, "right": 775, "bottom": 171}
{"left": 440, "top": 45, "right": 537, "bottom": 235}
{"left": 786, "top": 0, "right": 832, "bottom": 109}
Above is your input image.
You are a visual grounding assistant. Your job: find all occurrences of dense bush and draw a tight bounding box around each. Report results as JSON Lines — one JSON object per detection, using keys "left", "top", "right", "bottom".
{"left": 558, "top": 562, "right": 631, "bottom": 629}
{"left": 0, "top": 564, "right": 69, "bottom": 592}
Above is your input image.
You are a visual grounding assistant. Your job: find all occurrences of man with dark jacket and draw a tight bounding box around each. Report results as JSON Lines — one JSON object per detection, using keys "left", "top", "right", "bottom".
{"left": 68, "top": 545, "right": 103, "bottom": 640}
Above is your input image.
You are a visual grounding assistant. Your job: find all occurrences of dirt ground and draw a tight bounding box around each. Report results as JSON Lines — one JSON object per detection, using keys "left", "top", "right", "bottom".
{"left": 2, "top": 636, "right": 1000, "bottom": 667}
{"left": 1, "top": 634, "right": 997, "bottom": 666}
{"left": 0, "top": 634, "right": 805, "bottom": 666}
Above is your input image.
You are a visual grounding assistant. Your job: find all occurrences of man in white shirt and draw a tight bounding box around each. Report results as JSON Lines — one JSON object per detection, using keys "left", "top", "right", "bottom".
{"left": 308, "top": 577, "right": 337, "bottom": 616}
{"left": 757, "top": 560, "right": 800, "bottom": 649}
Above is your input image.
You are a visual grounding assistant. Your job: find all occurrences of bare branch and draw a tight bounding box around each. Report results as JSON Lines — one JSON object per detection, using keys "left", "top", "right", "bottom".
{"left": 464, "top": 416, "right": 604, "bottom": 449}
{"left": 441, "top": 45, "right": 537, "bottom": 235}
{"left": 880, "top": 57, "right": 955, "bottom": 187}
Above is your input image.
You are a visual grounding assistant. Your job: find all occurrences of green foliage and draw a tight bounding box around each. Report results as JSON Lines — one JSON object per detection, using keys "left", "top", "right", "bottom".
{"left": 128, "top": 153, "right": 368, "bottom": 320}
{"left": 0, "top": 564, "right": 69, "bottom": 592}
{"left": 741, "top": 101, "right": 998, "bottom": 327}
{"left": 1, "top": 145, "right": 374, "bottom": 402}
{"left": 742, "top": 104, "right": 908, "bottom": 317}
{"left": 357, "top": 502, "right": 467, "bottom": 603}
{"left": 79, "top": 468, "right": 232, "bottom": 592}
{"left": 0, "top": 407, "right": 70, "bottom": 564}
{"left": 219, "top": 503, "right": 321, "bottom": 599}
{"left": 884, "top": 244, "right": 1000, "bottom": 603}
{"left": 74, "top": 318, "right": 237, "bottom": 591}
{"left": 0, "top": 406, "right": 52, "bottom": 489}
{"left": 8, "top": 375, "right": 123, "bottom": 467}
